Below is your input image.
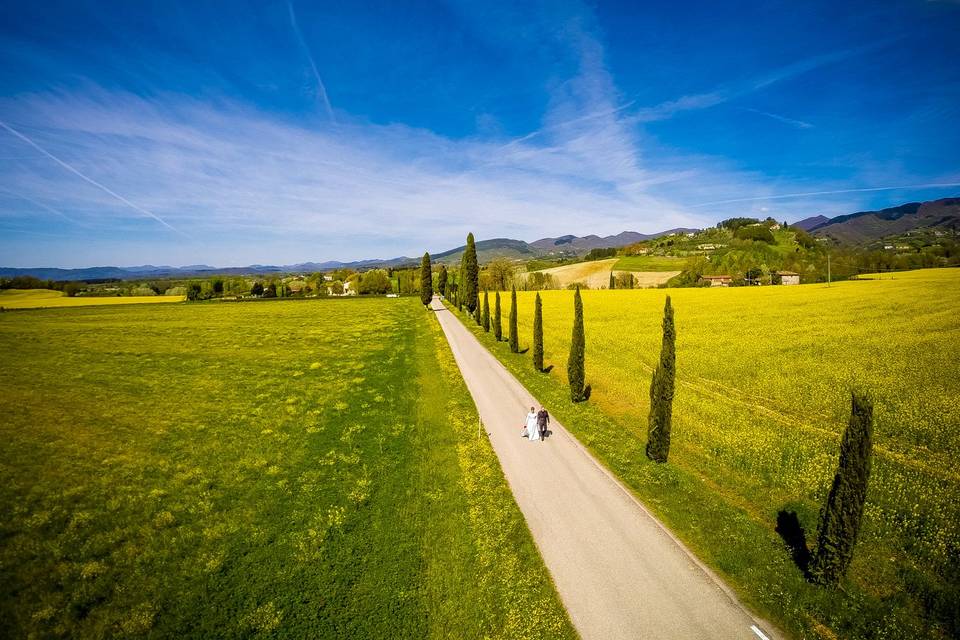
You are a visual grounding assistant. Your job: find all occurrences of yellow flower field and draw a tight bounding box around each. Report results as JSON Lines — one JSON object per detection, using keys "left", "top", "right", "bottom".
{"left": 0, "top": 289, "right": 185, "bottom": 308}
{"left": 455, "top": 267, "right": 960, "bottom": 638}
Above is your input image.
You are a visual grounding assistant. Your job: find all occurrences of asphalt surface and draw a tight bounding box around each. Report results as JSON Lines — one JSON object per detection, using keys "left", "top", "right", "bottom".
{"left": 430, "top": 296, "right": 781, "bottom": 640}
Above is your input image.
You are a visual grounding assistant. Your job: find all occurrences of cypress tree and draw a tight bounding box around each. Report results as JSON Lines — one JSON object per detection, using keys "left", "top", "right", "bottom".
{"left": 474, "top": 298, "right": 482, "bottom": 325}
{"left": 461, "top": 232, "right": 479, "bottom": 312}
{"left": 810, "top": 391, "right": 874, "bottom": 586}
{"left": 437, "top": 265, "right": 448, "bottom": 298}
{"left": 482, "top": 291, "right": 490, "bottom": 332}
{"left": 646, "top": 296, "right": 675, "bottom": 463}
{"left": 419, "top": 253, "right": 433, "bottom": 306}
{"left": 609, "top": 272, "right": 615, "bottom": 289}
{"left": 509, "top": 286, "right": 519, "bottom": 353}
{"left": 533, "top": 292, "right": 544, "bottom": 371}
{"left": 567, "top": 287, "right": 586, "bottom": 401}
{"left": 493, "top": 291, "right": 503, "bottom": 341}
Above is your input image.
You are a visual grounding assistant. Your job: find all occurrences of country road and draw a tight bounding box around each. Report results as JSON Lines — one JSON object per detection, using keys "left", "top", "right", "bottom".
{"left": 430, "top": 296, "right": 781, "bottom": 640}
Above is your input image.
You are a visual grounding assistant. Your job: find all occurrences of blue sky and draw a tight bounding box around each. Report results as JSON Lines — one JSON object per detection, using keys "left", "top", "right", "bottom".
{"left": 1, "top": 0, "right": 958, "bottom": 267}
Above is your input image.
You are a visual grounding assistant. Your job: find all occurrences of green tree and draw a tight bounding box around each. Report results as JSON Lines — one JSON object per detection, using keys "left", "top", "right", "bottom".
{"left": 437, "top": 265, "right": 448, "bottom": 297}
{"left": 533, "top": 292, "right": 544, "bottom": 371}
{"left": 474, "top": 297, "right": 482, "bottom": 325}
{"left": 420, "top": 252, "right": 433, "bottom": 305}
{"left": 186, "top": 283, "right": 202, "bottom": 301}
{"left": 482, "top": 291, "right": 490, "bottom": 332}
{"left": 567, "top": 287, "right": 586, "bottom": 400}
{"left": 212, "top": 279, "right": 224, "bottom": 295}
{"left": 493, "top": 291, "right": 503, "bottom": 341}
{"left": 461, "top": 232, "right": 479, "bottom": 311}
{"left": 509, "top": 286, "right": 519, "bottom": 353}
{"left": 609, "top": 272, "right": 615, "bottom": 289}
{"left": 263, "top": 283, "right": 277, "bottom": 298}
{"left": 646, "top": 296, "right": 676, "bottom": 463}
{"left": 251, "top": 281, "right": 264, "bottom": 296}
{"left": 810, "top": 391, "right": 874, "bottom": 586}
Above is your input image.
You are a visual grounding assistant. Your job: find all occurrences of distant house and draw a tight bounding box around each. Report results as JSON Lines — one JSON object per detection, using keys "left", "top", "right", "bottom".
{"left": 775, "top": 271, "right": 800, "bottom": 285}
{"left": 701, "top": 274, "right": 732, "bottom": 287}
{"left": 323, "top": 275, "right": 333, "bottom": 281}
{"left": 697, "top": 243, "right": 717, "bottom": 250}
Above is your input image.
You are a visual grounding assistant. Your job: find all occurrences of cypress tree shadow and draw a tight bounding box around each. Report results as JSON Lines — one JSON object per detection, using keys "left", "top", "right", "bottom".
{"left": 573, "top": 384, "right": 592, "bottom": 403}
{"left": 776, "top": 510, "right": 811, "bottom": 578}
{"left": 519, "top": 347, "right": 529, "bottom": 354}
{"left": 542, "top": 365, "right": 554, "bottom": 374}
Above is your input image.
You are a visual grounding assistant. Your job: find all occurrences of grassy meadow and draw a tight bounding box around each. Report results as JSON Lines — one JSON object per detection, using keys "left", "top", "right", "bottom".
{"left": 613, "top": 255, "right": 687, "bottom": 271}
{"left": 450, "top": 268, "right": 960, "bottom": 639}
{"left": 0, "top": 298, "right": 575, "bottom": 638}
{"left": 0, "top": 289, "right": 186, "bottom": 309}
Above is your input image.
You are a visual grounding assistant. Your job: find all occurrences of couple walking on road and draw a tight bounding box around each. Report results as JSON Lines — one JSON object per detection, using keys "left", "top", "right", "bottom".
{"left": 522, "top": 406, "right": 550, "bottom": 442}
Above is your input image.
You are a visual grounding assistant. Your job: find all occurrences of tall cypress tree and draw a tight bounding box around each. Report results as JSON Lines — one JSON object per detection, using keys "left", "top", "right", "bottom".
{"left": 420, "top": 253, "right": 433, "bottom": 306}
{"left": 567, "top": 287, "right": 586, "bottom": 401}
{"left": 461, "top": 232, "right": 479, "bottom": 312}
{"left": 647, "top": 296, "right": 677, "bottom": 462}
{"left": 810, "top": 391, "right": 874, "bottom": 586}
{"left": 509, "top": 286, "right": 519, "bottom": 353}
{"left": 533, "top": 292, "right": 544, "bottom": 371}
{"left": 474, "top": 298, "right": 482, "bottom": 325}
{"left": 482, "top": 291, "right": 490, "bottom": 332}
{"left": 609, "top": 272, "right": 615, "bottom": 289}
{"left": 646, "top": 296, "right": 676, "bottom": 463}
{"left": 437, "top": 265, "right": 448, "bottom": 298}
{"left": 494, "top": 291, "right": 503, "bottom": 341}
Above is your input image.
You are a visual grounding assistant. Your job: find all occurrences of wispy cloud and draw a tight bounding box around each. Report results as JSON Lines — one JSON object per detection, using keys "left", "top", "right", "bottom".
{"left": 287, "top": 1, "right": 334, "bottom": 121}
{"left": 690, "top": 183, "right": 960, "bottom": 207}
{"left": 0, "top": 118, "right": 187, "bottom": 236}
{"left": 741, "top": 107, "right": 814, "bottom": 129}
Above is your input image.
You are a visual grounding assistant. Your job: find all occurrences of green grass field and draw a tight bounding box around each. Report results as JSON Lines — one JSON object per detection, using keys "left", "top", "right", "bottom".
{"left": 613, "top": 255, "right": 687, "bottom": 271}
{"left": 449, "top": 268, "right": 960, "bottom": 640}
{"left": 0, "top": 289, "right": 186, "bottom": 309}
{"left": 0, "top": 298, "right": 575, "bottom": 639}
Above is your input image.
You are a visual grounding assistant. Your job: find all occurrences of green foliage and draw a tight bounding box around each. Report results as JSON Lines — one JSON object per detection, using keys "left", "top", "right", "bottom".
{"left": 533, "top": 293, "right": 543, "bottom": 372}
{"left": 482, "top": 291, "right": 490, "bottom": 332}
{"left": 585, "top": 247, "right": 618, "bottom": 261}
{"left": 461, "top": 233, "right": 479, "bottom": 312}
{"left": 359, "top": 269, "right": 392, "bottom": 295}
{"left": 420, "top": 253, "right": 433, "bottom": 305}
{"left": 483, "top": 258, "right": 515, "bottom": 291}
{"left": 718, "top": 217, "right": 761, "bottom": 232}
{"left": 263, "top": 283, "right": 277, "bottom": 298}
{"left": 251, "top": 281, "right": 264, "bottom": 296}
{"left": 567, "top": 288, "right": 585, "bottom": 401}
{"left": 186, "top": 283, "right": 202, "bottom": 301}
{"left": 493, "top": 291, "right": 502, "bottom": 341}
{"left": 646, "top": 296, "right": 675, "bottom": 463}
{"left": 0, "top": 299, "right": 576, "bottom": 639}
{"left": 437, "top": 265, "right": 448, "bottom": 297}
{"left": 735, "top": 225, "right": 776, "bottom": 244}
{"left": 525, "top": 272, "right": 560, "bottom": 290}
{"left": 474, "top": 298, "right": 482, "bottom": 326}
{"left": 811, "top": 391, "right": 874, "bottom": 586}
{"left": 508, "top": 286, "right": 519, "bottom": 353}
{"left": 609, "top": 272, "right": 615, "bottom": 289}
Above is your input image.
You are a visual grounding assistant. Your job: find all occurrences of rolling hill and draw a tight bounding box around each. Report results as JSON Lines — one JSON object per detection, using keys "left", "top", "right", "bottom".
{"left": 802, "top": 197, "right": 960, "bottom": 244}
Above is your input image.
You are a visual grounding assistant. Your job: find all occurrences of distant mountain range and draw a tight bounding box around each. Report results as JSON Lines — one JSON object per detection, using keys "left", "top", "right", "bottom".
{"left": 795, "top": 197, "right": 959, "bottom": 244}
{"left": 2, "top": 198, "right": 956, "bottom": 281}
{"left": 0, "top": 229, "right": 695, "bottom": 281}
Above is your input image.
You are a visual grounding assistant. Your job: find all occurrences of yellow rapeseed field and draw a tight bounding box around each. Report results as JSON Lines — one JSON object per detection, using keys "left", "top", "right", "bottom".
{"left": 0, "top": 289, "right": 185, "bottom": 309}
{"left": 477, "top": 267, "right": 959, "bottom": 638}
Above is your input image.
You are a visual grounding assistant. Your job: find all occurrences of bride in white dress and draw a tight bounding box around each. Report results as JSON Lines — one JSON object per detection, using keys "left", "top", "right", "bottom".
{"left": 525, "top": 407, "right": 540, "bottom": 442}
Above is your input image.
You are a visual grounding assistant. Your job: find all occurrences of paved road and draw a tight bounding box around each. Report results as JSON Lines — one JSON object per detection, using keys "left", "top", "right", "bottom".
{"left": 430, "top": 297, "right": 781, "bottom": 640}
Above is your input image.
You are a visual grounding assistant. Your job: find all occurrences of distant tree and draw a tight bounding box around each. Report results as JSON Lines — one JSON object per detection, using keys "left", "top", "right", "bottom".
{"left": 810, "top": 391, "right": 874, "bottom": 586}
{"left": 461, "top": 232, "right": 479, "bottom": 311}
{"left": 736, "top": 225, "right": 776, "bottom": 244}
{"left": 609, "top": 272, "right": 615, "bottom": 289}
{"left": 646, "top": 296, "right": 675, "bottom": 463}
{"left": 486, "top": 257, "right": 515, "bottom": 291}
{"left": 533, "top": 292, "right": 544, "bottom": 371}
{"left": 527, "top": 272, "right": 560, "bottom": 290}
{"left": 567, "top": 287, "right": 586, "bottom": 400}
{"left": 509, "top": 286, "right": 519, "bottom": 353}
{"left": 718, "top": 217, "right": 761, "bottom": 232}
{"left": 420, "top": 253, "right": 433, "bottom": 305}
{"left": 586, "top": 247, "right": 617, "bottom": 260}
{"left": 63, "top": 282, "right": 83, "bottom": 297}
{"left": 330, "top": 280, "right": 344, "bottom": 296}
{"left": 437, "top": 265, "right": 448, "bottom": 297}
{"left": 263, "top": 283, "right": 277, "bottom": 298}
{"left": 212, "top": 279, "right": 224, "bottom": 295}
{"left": 493, "top": 291, "right": 502, "bottom": 340}
{"left": 482, "top": 291, "right": 490, "bottom": 331}
{"left": 186, "top": 283, "right": 202, "bottom": 301}
{"left": 360, "top": 269, "right": 392, "bottom": 294}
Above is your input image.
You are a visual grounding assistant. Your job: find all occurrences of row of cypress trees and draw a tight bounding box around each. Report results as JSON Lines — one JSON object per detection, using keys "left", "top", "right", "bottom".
{"left": 442, "top": 245, "right": 873, "bottom": 588}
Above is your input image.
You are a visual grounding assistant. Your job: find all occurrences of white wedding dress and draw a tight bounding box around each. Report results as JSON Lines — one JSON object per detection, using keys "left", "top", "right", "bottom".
{"left": 526, "top": 412, "right": 540, "bottom": 441}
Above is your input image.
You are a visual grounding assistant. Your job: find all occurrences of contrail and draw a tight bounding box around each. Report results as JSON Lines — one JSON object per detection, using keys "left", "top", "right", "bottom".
{"left": 690, "top": 183, "right": 960, "bottom": 207}
{"left": 0, "top": 119, "right": 187, "bottom": 236}
{"left": 288, "top": 1, "right": 335, "bottom": 121}
{"left": 0, "top": 186, "right": 84, "bottom": 226}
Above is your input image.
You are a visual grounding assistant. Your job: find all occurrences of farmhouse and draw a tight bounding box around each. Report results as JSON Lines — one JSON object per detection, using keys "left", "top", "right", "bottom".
{"left": 775, "top": 271, "right": 800, "bottom": 285}
{"left": 700, "top": 274, "right": 732, "bottom": 287}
